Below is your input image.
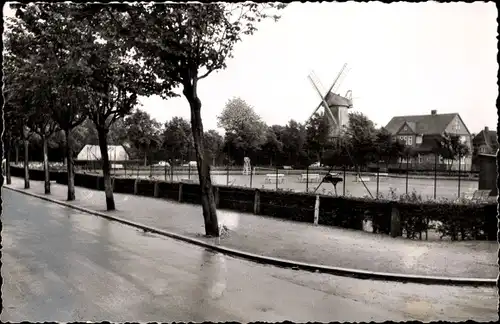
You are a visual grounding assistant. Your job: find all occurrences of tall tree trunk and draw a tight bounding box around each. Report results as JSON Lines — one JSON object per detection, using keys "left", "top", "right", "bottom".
{"left": 65, "top": 129, "right": 75, "bottom": 201}
{"left": 23, "top": 127, "right": 30, "bottom": 189}
{"left": 97, "top": 127, "right": 115, "bottom": 211}
{"left": 42, "top": 135, "right": 51, "bottom": 194}
{"left": 183, "top": 83, "right": 219, "bottom": 237}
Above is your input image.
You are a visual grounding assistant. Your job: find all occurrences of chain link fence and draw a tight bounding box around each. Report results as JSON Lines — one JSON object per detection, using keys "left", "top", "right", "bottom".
{"left": 71, "top": 159, "right": 479, "bottom": 202}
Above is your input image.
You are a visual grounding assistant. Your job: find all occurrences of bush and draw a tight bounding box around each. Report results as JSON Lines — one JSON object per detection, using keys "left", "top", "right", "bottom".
{"left": 157, "top": 181, "right": 180, "bottom": 200}
{"left": 136, "top": 179, "right": 155, "bottom": 197}
{"left": 218, "top": 186, "right": 254, "bottom": 213}
{"left": 319, "top": 196, "right": 366, "bottom": 231}
{"left": 259, "top": 189, "right": 316, "bottom": 223}
{"left": 113, "top": 178, "right": 136, "bottom": 194}
{"left": 74, "top": 173, "right": 99, "bottom": 190}
{"left": 181, "top": 182, "right": 202, "bottom": 204}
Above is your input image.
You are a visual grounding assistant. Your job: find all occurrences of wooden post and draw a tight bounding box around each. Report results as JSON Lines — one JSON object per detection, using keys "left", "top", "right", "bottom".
{"left": 134, "top": 179, "right": 139, "bottom": 195}
{"left": 154, "top": 182, "right": 159, "bottom": 198}
{"left": 178, "top": 183, "right": 183, "bottom": 203}
{"left": 214, "top": 186, "right": 220, "bottom": 208}
{"left": 390, "top": 205, "right": 402, "bottom": 238}
{"left": 314, "top": 195, "right": 320, "bottom": 225}
{"left": 254, "top": 189, "right": 261, "bottom": 215}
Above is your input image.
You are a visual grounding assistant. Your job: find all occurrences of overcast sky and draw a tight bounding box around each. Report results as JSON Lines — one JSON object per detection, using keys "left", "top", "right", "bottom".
{"left": 4, "top": 2, "right": 498, "bottom": 135}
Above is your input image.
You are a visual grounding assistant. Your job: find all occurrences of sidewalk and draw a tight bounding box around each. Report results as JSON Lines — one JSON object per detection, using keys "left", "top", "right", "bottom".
{"left": 5, "top": 177, "right": 497, "bottom": 279}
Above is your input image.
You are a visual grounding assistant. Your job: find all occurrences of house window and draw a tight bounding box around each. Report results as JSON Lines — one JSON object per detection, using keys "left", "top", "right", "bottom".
{"left": 408, "top": 136, "right": 412, "bottom": 145}
{"left": 416, "top": 135, "right": 423, "bottom": 144}
{"left": 404, "top": 126, "right": 408, "bottom": 131}
{"left": 418, "top": 155, "right": 423, "bottom": 163}
{"left": 480, "top": 147, "right": 486, "bottom": 153}
{"left": 399, "top": 136, "right": 404, "bottom": 142}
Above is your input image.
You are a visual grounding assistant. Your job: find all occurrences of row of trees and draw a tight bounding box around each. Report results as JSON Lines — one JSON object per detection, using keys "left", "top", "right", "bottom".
{"left": 3, "top": 2, "right": 286, "bottom": 237}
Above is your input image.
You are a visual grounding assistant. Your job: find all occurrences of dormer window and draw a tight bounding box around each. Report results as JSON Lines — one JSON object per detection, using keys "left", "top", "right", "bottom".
{"left": 404, "top": 126, "right": 408, "bottom": 131}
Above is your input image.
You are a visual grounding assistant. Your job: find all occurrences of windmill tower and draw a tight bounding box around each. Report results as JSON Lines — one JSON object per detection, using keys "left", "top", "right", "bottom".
{"left": 307, "top": 63, "right": 353, "bottom": 139}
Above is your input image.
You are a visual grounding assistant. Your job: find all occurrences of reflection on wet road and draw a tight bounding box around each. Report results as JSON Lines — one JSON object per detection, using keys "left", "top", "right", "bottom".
{"left": 1, "top": 189, "right": 496, "bottom": 322}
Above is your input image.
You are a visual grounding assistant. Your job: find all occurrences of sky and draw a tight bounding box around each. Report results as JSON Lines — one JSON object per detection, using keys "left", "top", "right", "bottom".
{"left": 4, "top": 2, "right": 498, "bottom": 135}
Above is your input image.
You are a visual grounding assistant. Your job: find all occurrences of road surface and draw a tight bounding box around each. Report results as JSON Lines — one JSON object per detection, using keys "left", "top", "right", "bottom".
{"left": 1, "top": 189, "right": 496, "bottom": 322}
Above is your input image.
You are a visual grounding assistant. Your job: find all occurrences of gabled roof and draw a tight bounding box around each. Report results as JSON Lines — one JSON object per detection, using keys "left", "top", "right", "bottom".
{"left": 473, "top": 129, "right": 498, "bottom": 149}
{"left": 385, "top": 113, "right": 458, "bottom": 136}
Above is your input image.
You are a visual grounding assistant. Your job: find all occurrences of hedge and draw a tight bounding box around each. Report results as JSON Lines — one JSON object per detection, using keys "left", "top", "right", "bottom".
{"left": 136, "top": 179, "right": 155, "bottom": 197}
{"left": 113, "top": 178, "right": 136, "bottom": 194}
{"left": 218, "top": 186, "right": 254, "bottom": 213}
{"left": 8, "top": 166, "right": 498, "bottom": 241}
{"left": 258, "top": 189, "right": 316, "bottom": 223}
{"left": 157, "top": 181, "right": 180, "bottom": 200}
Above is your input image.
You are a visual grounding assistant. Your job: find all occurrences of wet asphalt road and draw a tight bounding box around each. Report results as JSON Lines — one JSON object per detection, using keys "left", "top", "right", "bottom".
{"left": 1, "top": 189, "right": 497, "bottom": 322}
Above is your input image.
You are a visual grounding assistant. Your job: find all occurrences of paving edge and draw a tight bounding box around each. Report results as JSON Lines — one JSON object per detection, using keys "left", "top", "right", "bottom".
{"left": 4, "top": 185, "right": 497, "bottom": 287}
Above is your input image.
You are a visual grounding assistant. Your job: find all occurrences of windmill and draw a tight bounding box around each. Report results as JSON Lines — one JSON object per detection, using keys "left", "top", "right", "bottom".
{"left": 307, "top": 63, "right": 353, "bottom": 139}
{"left": 306, "top": 64, "right": 373, "bottom": 198}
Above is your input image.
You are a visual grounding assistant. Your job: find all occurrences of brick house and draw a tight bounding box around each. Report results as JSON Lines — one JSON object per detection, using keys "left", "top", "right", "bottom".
{"left": 384, "top": 110, "right": 472, "bottom": 171}
{"left": 472, "top": 127, "right": 498, "bottom": 170}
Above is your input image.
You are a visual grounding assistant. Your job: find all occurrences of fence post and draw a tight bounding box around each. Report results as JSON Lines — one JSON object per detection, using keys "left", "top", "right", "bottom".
{"left": 171, "top": 165, "right": 174, "bottom": 182}
{"left": 214, "top": 186, "right": 220, "bottom": 208}
{"left": 153, "top": 181, "right": 159, "bottom": 198}
{"left": 275, "top": 166, "right": 279, "bottom": 191}
{"left": 124, "top": 163, "right": 127, "bottom": 177}
{"left": 313, "top": 195, "right": 320, "bottom": 225}
{"left": 134, "top": 178, "right": 139, "bottom": 195}
{"left": 178, "top": 183, "right": 183, "bottom": 202}
{"left": 390, "top": 205, "right": 402, "bottom": 237}
{"left": 343, "top": 165, "right": 346, "bottom": 196}
{"left": 405, "top": 154, "right": 409, "bottom": 195}
{"left": 254, "top": 189, "right": 261, "bottom": 215}
{"left": 164, "top": 163, "right": 167, "bottom": 181}
{"left": 136, "top": 163, "right": 139, "bottom": 179}
{"left": 250, "top": 166, "right": 253, "bottom": 188}
{"left": 150, "top": 163, "right": 153, "bottom": 178}
{"left": 306, "top": 165, "right": 309, "bottom": 192}
{"left": 376, "top": 162, "right": 380, "bottom": 199}
{"left": 434, "top": 153, "right": 438, "bottom": 199}
{"left": 226, "top": 164, "right": 229, "bottom": 186}
{"left": 457, "top": 153, "right": 461, "bottom": 199}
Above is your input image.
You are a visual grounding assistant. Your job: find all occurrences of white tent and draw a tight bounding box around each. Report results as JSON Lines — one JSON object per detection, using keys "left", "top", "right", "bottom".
{"left": 76, "top": 145, "right": 129, "bottom": 161}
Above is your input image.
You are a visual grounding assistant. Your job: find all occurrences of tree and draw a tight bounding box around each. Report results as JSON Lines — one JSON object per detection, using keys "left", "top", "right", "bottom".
{"left": 261, "top": 126, "right": 284, "bottom": 166}
{"left": 281, "top": 120, "right": 308, "bottom": 167}
{"left": 374, "top": 127, "right": 405, "bottom": 168}
{"left": 76, "top": 2, "right": 286, "bottom": 236}
{"left": 305, "top": 112, "right": 332, "bottom": 164}
{"left": 218, "top": 97, "right": 267, "bottom": 164}
{"left": 203, "top": 130, "right": 224, "bottom": 166}
{"left": 123, "top": 110, "right": 162, "bottom": 165}
{"left": 344, "top": 112, "right": 378, "bottom": 169}
{"left": 162, "top": 117, "right": 194, "bottom": 164}
{"left": 2, "top": 50, "right": 36, "bottom": 189}
{"left": 437, "top": 132, "right": 471, "bottom": 170}
{"left": 8, "top": 3, "right": 90, "bottom": 200}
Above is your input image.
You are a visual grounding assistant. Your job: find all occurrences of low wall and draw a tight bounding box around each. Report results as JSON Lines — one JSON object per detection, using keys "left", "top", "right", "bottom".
{"left": 10, "top": 166, "right": 497, "bottom": 241}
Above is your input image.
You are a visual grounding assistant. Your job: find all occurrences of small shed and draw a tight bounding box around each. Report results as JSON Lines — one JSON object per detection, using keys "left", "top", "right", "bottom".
{"left": 77, "top": 145, "right": 130, "bottom": 161}
{"left": 478, "top": 153, "right": 498, "bottom": 196}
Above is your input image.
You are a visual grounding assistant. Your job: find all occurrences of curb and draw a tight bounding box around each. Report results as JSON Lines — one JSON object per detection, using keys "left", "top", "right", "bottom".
{"left": 4, "top": 185, "right": 497, "bottom": 287}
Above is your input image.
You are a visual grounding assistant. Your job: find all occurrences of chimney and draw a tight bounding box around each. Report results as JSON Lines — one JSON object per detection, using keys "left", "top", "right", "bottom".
{"left": 431, "top": 110, "right": 437, "bottom": 115}
{"left": 485, "top": 126, "right": 489, "bottom": 133}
